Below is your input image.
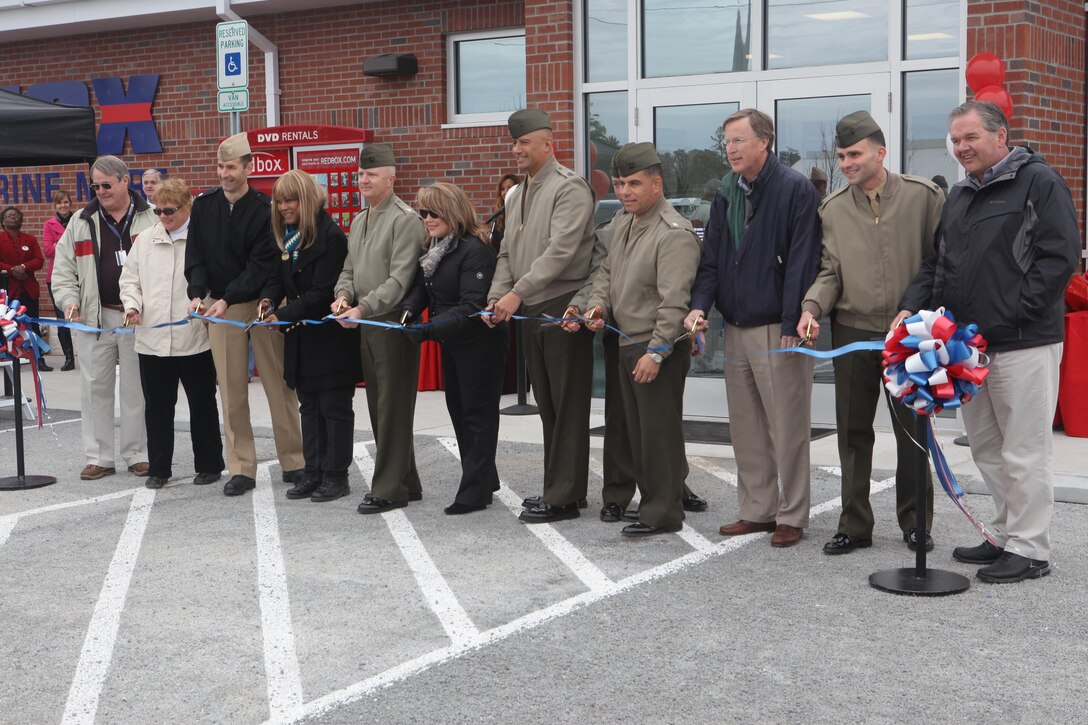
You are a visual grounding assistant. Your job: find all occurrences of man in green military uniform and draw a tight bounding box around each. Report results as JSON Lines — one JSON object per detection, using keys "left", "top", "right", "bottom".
{"left": 579, "top": 142, "right": 701, "bottom": 536}
{"left": 334, "top": 143, "right": 425, "bottom": 514}
{"left": 797, "top": 111, "right": 943, "bottom": 554}
{"left": 486, "top": 108, "right": 597, "bottom": 523}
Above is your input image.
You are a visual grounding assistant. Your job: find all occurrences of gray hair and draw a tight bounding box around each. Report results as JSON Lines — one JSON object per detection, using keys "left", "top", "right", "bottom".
{"left": 92, "top": 155, "right": 129, "bottom": 182}
{"left": 949, "top": 101, "right": 1009, "bottom": 134}
{"left": 141, "top": 168, "right": 165, "bottom": 181}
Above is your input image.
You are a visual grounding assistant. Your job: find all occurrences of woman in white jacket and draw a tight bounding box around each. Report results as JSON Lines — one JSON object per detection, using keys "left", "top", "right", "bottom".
{"left": 120, "top": 179, "right": 224, "bottom": 489}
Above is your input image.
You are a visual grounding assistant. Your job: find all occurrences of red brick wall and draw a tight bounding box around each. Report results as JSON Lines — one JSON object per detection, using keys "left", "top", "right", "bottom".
{"left": 968, "top": 0, "right": 1087, "bottom": 252}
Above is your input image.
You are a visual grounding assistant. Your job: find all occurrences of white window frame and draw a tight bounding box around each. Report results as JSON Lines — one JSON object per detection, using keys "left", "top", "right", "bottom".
{"left": 445, "top": 27, "right": 526, "bottom": 127}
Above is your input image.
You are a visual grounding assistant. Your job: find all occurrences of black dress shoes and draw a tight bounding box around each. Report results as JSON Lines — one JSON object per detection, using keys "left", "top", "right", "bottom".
{"left": 621, "top": 505, "right": 639, "bottom": 522}
{"left": 976, "top": 552, "right": 1050, "bottom": 583}
{"left": 192, "top": 472, "right": 221, "bottom": 486}
{"left": 409, "top": 491, "right": 423, "bottom": 502}
{"left": 37, "top": 359, "right": 53, "bottom": 372}
{"left": 599, "top": 502, "right": 623, "bottom": 522}
{"left": 621, "top": 522, "right": 682, "bottom": 537}
{"left": 519, "top": 501, "right": 580, "bottom": 523}
{"left": 522, "top": 495, "right": 587, "bottom": 510}
{"left": 311, "top": 479, "right": 350, "bottom": 503}
{"left": 444, "top": 502, "right": 487, "bottom": 515}
{"left": 357, "top": 494, "right": 407, "bottom": 514}
{"left": 61, "top": 356, "right": 75, "bottom": 371}
{"left": 281, "top": 468, "right": 305, "bottom": 484}
{"left": 822, "top": 533, "right": 873, "bottom": 555}
{"left": 682, "top": 493, "right": 709, "bottom": 512}
{"left": 145, "top": 476, "right": 168, "bottom": 489}
{"left": 286, "top": 477, "right": 322, "bottom": 499}
{"left": 223, "top": 475, "right": 256, "bottom": 496}
{"left": 952, "top": 539, "right": 1003, "bottom": 564}
{"left": 904, "top": 528, "right": 935, "bottom": 552}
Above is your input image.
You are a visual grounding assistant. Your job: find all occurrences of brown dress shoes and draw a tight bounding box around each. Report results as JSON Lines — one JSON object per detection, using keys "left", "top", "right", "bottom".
{"left": 771, "top": 524, "right": 803, "bottom": 548}
{"left": 80, "top": 464, "right": 116, "bottom": 480}
{"left": 718, "top": 519, "right": 776, "bottom": 536}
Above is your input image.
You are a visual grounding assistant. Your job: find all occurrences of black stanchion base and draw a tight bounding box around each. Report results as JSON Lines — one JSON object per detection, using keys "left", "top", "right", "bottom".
{"left": 869, "top": 567, "right": 970, "bottom": 596}
{"left": 500, "top": 403, "right": 539, "bottom": 416}
{"left": 0, "top": 474, "right": 58, "bottom": 491}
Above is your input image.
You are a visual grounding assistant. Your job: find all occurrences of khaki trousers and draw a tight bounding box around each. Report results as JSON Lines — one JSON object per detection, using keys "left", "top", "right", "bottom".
{"left": 207, "top": 299, "right": 304, "bottom": 479}
{"left": 725, "top": 323, "right": 813, "bottom": 528}
{"left": 76, "top": 307, "right": 146, "bottom": 468}
{"left": 962, "top": 344, "right": 1061, "bottom": 561}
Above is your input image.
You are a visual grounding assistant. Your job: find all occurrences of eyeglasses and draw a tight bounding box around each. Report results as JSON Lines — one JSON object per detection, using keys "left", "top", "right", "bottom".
{"left": 417, "top": 208, "right": 441, "bottom": 219}
{"left": 153, "top": 207, "right": 179, "bottom": 216}
{"left": 721, "top": 137, "right": 750, "bottom": 149}
{"left": 89, "top": 182, "right": 117, "bottom": 192}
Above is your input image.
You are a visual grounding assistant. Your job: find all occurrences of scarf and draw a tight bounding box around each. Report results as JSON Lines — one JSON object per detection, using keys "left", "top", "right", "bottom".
{"left": 283, "top": 225, "right": 302, "bottom": 267}
{"left": 717, "top": 171, "right": 747, "bottom": 250}
{"left": 419, "top": 233, "right": 456, "bottom": 278}
{"left": 56, "top": 212, "right": 72, "bottom": 228}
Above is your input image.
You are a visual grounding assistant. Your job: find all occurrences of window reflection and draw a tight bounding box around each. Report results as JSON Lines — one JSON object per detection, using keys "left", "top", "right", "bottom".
{"left": 585, "top": 0, "right": 627, "bottom": 82}
{"left": 586, "top": 91, "right": 628, "bottom": 225}
{"left": 455, "top": 34, "right": 526, "bottom": 114}
{"left": 905, "top": 0, "right": 959, "bottom": 60}
{"left": 766, "top": 0, "right": 887, "bottom": 69}
{"left": 776, "top": 94, "right": 869, "bottom": 194}
{"left": 903, "top": 69, "right": 960, "bottom": 185}
{"left": 643, "top": 0, "right": 751, "bottom": 78}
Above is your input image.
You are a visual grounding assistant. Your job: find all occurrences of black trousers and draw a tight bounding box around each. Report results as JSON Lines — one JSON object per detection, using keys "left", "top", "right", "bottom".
{"left": 297, "top": 385, "right": 355, "bottom": 482}
{"left": 138, "top": 351, "right": 224, "bottom": 479}
{"left": 47, "top": 284, "right": 74, "bottom": 360}
{"left": 442, "top": 329, "right": 508, "bottom": 506}
{"left": 521, "top": 293, "right": 594, "bottom": 507}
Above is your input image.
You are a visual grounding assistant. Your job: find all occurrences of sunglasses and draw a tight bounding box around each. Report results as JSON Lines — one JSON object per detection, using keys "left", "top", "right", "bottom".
{"left": 153, "top": 207, "right": 179, "bottom": 216}
{"left": 417, "top": 208, "right": 442, "bottom": 220}
{"left": 89, "top": 182, "right": 119, "bottom": 192}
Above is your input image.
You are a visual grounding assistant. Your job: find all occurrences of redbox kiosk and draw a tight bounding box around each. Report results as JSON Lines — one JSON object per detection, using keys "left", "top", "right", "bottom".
{"left": 243, "top": 124, "right": 374, "bottom": 232}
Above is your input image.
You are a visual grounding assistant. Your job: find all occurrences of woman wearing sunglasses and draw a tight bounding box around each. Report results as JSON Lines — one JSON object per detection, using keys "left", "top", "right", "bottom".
{"left": 400, "top": 183, "right": 508, "bottom": 515}
{"left": 119, "top": 180, "right": 224, "bottom": 489}
{"left": 259, "top": 170, "right": 361, "bottom": 503}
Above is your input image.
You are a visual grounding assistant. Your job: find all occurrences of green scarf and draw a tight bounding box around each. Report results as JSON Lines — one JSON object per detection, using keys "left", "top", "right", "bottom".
{"left": 717, "top": 171, "right": 746, "bottom": 250}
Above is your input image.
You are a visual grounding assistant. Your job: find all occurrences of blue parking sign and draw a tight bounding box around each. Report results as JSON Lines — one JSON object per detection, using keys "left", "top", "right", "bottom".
{"left": 225, "top": 52, "right": 241, "bottom": 76}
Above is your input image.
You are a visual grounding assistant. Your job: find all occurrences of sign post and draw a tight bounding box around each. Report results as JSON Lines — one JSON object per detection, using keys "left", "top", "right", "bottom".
{"left": 216, "top": 20, "right": 249, "bottom": 133}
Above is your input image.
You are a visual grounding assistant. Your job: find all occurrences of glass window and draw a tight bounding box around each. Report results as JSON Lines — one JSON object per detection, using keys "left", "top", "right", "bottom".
{"left": 775, "top": 94, "right": 870, "bottom": 195}
{"left": 903, "top": 69, "right": 960, "bottom": 185}
{"left": 643, "top": 0, "right": 751, "bottom": 78}
{"left": 766, "top": 0, "right": 887, "bottom": 69}
{"left": 905, "top": 0, "right": 959, "bottom": 60}
{"left": 448, "top": 30, "right": 526, "bottom": 124}
{"left": 585, "top": 0, "right": 627, "bottom": 82}
{"left": 586, "top": 91, "right": 629, "bottom": 225}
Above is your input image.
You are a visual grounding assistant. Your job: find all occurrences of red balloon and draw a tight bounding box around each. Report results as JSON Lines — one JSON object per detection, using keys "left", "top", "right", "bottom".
{"left": 590, "top": 141, "right": 599, "bottom": 166}
{"left": 965, "top": 53, "right": 1005, "bottom": 93}
{"left": 590, "top": 168, "right": 610, "bottom": 200}
{"left": 974, "top": 85, "right": 1013, "bottom": 121}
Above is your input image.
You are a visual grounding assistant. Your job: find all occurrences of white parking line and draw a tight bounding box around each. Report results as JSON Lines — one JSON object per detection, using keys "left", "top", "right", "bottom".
{"left": 690, "top": 456, "right": 738, "bottom": 487}
{"left": 252, "top": 465, "right": 304, "bottom": 717}
{"left": 438, "top": 438, "right": 613, "bottom": 593}
{"left": 61, "top": 487, "right": 155, "bottom": 725}
{"left": 810, "top": 475, "right": 895, "bottom": 518}
{"left": 0, "top": 516, "right": 16, "bottom": 548}
{"left": 353, "top": 442, "right": 479, "bottom": 648}
{"left": 1, "top": 486, "right": 144, "bottom": 522}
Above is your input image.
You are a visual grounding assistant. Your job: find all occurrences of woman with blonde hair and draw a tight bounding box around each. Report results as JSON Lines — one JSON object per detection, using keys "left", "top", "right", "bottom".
{"left": 400, "top": 182, "right": 508, "bottom": 515}
{"left": 260, "top": 170, "right": 361, "bottom": 502}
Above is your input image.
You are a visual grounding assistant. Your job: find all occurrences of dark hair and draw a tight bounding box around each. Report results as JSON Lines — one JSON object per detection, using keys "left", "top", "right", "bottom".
{"left": 866, "top": 129, "right": 887, "bottom": 147}
{"left": 949, "top": 101, "right": 1009, "bottom": 134}
{"left": 1, "top": 206, "right": 22, "bottom": 222}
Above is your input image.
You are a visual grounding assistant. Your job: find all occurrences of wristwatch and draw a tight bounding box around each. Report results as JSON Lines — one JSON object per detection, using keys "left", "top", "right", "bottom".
{"left": 648, "top": 352, "right": 664, "bottom": 364}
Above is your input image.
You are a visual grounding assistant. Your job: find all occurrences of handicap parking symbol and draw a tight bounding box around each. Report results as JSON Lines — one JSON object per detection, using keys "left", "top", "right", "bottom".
{"left": 225, "top": 52, "right": 241, "bottom": 76}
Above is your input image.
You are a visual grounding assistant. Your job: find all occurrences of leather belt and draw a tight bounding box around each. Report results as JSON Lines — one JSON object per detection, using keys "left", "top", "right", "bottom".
{"left": 101, "top": 303, "right": 124, "bottom": 312}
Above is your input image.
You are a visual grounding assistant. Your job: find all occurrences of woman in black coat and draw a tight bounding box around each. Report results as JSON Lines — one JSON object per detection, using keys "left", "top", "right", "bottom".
{"left": 261, "top": 170, "right": 361, "bottom": 502}
{"left": 401, "top": 182, "right": 508, "bottom": 515}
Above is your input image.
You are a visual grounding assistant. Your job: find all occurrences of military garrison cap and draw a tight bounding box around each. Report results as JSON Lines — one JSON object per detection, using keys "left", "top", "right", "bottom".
{"left": 612, "top": 142, "right": 661, "bottom": 176}
{"left": 218, "top": 132, "right": 251, "bottom": 162}
{"left": 359, "top": 142, "right": 396, "bottom": 169}
{"left": 507, "top": 108, "right": 551, "bottom": 139}
{"left": 835, "top": 110, "right": 883, "bottom": 148}
{"left": 809, "top": 166, "right": 828, "bottom": 182}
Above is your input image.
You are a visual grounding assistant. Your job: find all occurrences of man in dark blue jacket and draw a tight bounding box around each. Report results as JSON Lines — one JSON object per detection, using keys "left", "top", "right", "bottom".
{"left": 685, "top": 108, "right": 822, "bottom": 548}
{"left": 898, "top": 101, "right": 1079, "bottom": 583}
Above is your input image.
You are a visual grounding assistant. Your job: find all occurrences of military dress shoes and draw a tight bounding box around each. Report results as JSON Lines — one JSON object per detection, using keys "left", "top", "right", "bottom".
{"left": 80, "top": 464, "right": 116, "bottom": 480}
{"left": 37, "top": 359, "right": 53, "bottom": 372}
{"left": 822, "top": 533, "right": 872, "bottom": 555}
{"left": 409, "top": 491, "right": 423, "bottom": 502}
{"left": 192, "top": 472, "right": 221, "bottom": 486}
{"left": 522, "top": 495, "right": 587, "bottom": 510}
{"left": 622, "top": 522, "right": 682, "bottom": 537}
{"left": 519, "top": 502, "right": 580, "bottom": 523}
{"left": 281, "top": 468, "right": 305, "bottom": 484}
{"left": 719, "top": 519, "right": 776, "bottom": 536}
{"left": 771, "top": 524, "right": 803, "bottom": 548}
{"left": 682, "top": 493, "right": 709, "bottom": 512}
{"left": 128, "top": 462, "right": 150, "bottom": 477}
{"left": 905, "top": 528, "right": 935, "bottom": 552}
{"left": 311, "top": 479, "right": 350, "bottom": 503}
{"left": 223, "top": 475, "right": 256, "bottom": 496}
{"left": 976, "top": 552, "right": 1050, "bottom": 583}
{"left": 357, "top": 494, "right": 407, "bottom": 514}
{"left": 600, "top": 502, "right": 623, "bottom": 522}
{"left": 444, "top": 502, "right": 488, "bottom": 515}
{"left": 285, "top": 477, "right": 322, "bottom": 499}
{"left": 145, "top": 476, "right": 168, "bottom": 489}
{"left": 621, "top": 506, "right": 640, "bottom": 522}
{"left": 952, "top": 539, "right": 1003, "bottom": 564}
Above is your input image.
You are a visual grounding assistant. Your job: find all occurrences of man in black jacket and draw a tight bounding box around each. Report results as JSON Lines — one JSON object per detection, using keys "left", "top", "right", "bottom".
{"left": 185, "top": 132, "right": 304, "bottom": 496}
{"left": 898, "top": 101, "right": 1079, "bottom": 583}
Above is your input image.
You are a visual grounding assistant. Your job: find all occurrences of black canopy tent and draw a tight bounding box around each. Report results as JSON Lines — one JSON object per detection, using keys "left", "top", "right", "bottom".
{"left": 0, "top": 88, "right": 97, "bottom": 167}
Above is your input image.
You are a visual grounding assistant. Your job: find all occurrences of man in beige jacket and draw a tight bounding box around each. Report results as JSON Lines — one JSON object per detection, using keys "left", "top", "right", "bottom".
{"left": 334, "top": 143, "right": 425, "bottom": 514}
{"left": 486, "top": 108, "right": 597, "bottom": 524}
{"left": 797, "top": 111, "right": 944, "bottom": 555}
